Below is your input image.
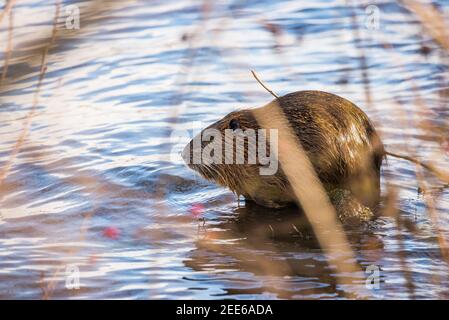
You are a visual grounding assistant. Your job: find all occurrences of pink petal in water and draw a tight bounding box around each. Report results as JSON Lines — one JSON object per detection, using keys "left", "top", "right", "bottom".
{"left": 103, "top": 226, "right": 120, "bottom": 240}
{"left": 189, "top": 203, "right": 205, "bottom": 218}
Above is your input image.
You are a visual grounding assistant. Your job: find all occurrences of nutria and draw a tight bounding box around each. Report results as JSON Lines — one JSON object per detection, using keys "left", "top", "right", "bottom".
{"left": 182, "top": 90, "right": 447, "bottom": 213}
{"left": 182, "top": 90, "right": 384, "bottom": 210}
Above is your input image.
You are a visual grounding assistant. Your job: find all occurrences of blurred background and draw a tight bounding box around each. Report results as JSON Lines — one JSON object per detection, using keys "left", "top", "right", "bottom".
{"left": 0, "top": 0, "right": 448, "bottom": 299}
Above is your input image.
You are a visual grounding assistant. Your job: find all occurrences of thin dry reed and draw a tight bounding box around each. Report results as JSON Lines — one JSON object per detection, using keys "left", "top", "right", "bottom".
{"left": 403, "top": 0, "right": 449, "bottom": 51}
{"left": 0, "top": 0, "right": 16, "bottom": 26}
{"left": 0, "top": 7, "right": 13, "bottom": 86}
{"left": 251, "top": 70, "right": 366, "bottom": 298}
{"left": 0, "top": 0, "right": 60, "bottom": 187}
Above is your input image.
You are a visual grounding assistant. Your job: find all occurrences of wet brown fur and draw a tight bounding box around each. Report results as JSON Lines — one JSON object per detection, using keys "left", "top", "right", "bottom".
{"left": 184, "top": 90, "right": 385, "bottom": 208}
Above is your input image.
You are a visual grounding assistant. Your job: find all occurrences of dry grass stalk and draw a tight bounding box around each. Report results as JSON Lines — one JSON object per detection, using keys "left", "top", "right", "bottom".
{"left": 347, "top": 0, "right": 372, "bottom": 108}
{"left": 0, "top": 8, "right": 13, "bottom": 87}
{"left": 382, "top": 185, "right": 417, "bottom": 298}
{"left": 0, "top": 0, "right": 16, "bottom": 26}
{"left": 409, "top": 87, "right": 449, "bottom": 267}
{"left": 251, "top": 71, "right": 365, "bottom": 297}
{"left": 0, "top": 0, "right": 136, "bottom": 88}
{"left": 374, "top": 40, "right": 449, "bottom": 187}
{"left": 251, "top": 70, "right": 279, "bottom": 99}
{"left": 377, "top": 17, "right": 449, "bottom": 290}
{"left": 415, "top": 161, "right": 449, "bottom": 268}
{"left": 403, "top": 0, "right": 449, "bottom": 51}
{"left": 0, "top": 0, "right": 60, "bottom": 188}
{"left": 386, "top": 150, "right": 449, "bottom": 185}
{"left": 3, "top": 0, "right": 63, "bottom": 298}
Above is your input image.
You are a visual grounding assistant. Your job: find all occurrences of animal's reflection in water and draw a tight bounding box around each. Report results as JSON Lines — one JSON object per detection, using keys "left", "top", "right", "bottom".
{"left": 184, "top": 201, "right": 384, "bottom": 299}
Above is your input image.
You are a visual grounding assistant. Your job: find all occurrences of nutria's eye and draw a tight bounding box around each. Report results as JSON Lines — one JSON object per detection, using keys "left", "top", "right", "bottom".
{"left": 229, "top": 119, "right": 240, "bottom": 131}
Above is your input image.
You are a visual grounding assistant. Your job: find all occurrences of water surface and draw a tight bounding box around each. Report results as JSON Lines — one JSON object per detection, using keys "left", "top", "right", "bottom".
{"left": 0, "top": 0, "right": 449, "bottom": 299}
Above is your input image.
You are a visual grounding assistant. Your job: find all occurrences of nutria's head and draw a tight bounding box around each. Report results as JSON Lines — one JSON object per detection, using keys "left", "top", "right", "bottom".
{"left": 182, "top": 108, "right": 285, "bottom": 204}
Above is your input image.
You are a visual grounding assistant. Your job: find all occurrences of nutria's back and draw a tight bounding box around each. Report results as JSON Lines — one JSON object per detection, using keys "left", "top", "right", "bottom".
{"left": 276, "top": 90, "right": 384, "bottom": 206}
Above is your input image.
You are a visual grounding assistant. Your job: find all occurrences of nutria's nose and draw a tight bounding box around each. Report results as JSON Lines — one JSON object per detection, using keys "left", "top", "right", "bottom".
{"left": 182, "top": 132, "right": 205, "bottom": 166}
{"left": 182, "top": 141, "right": 192, "bottom": 165}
